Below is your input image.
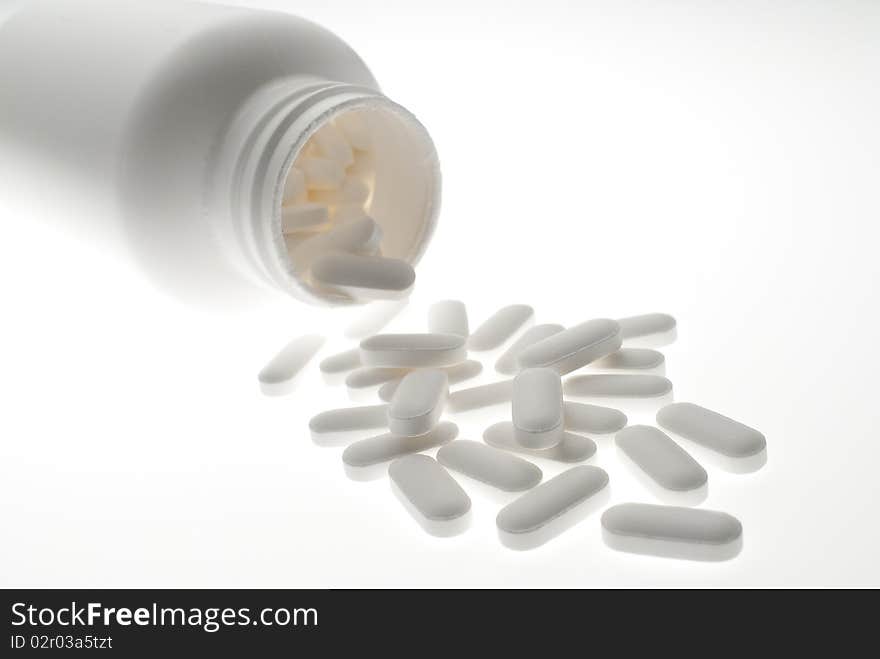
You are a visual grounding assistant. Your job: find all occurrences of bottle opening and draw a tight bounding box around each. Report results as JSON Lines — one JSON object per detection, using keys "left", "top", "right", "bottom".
{"left": 278, "top": 101, "right": 441, "bottom": 304}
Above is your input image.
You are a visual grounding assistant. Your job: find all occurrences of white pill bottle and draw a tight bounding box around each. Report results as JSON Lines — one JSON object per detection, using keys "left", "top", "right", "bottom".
{"left": 0, "top": 0, "right": 441, "bottom": 306}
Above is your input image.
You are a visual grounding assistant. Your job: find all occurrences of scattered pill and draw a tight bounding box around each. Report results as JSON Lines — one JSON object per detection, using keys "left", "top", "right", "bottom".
{"left": 309, "top": 404, "right": 389, "bottom": 446}
{"left": 378, "top": 360, "right": 483, "bottom": 402}
{"left": 311, "top": 252, "right": 415, "bottom": 300}
{"left": 468, "top": 304, "right": 534, "bottom": 351}
{"left": 563, "top": 401, "right": 628, "bottom": 435}
{"left": 446, "top": 379, "right": 513, "bottom": 413}
{"left": 428, "top": 300, "right": 469, "bottom": 338}
{"left": 437, "top": 440, "right": 542, "bottom": 493}
{"left": 656, "top": 402, "right": 766, "bottom": 473}
{"left": 496, "top": 465, "right": 609, "bottom": 550}
{"left": 281, "top": 202, "right": 329, "bottom": 234}
{"left": 564, "top": 374, "right": 673, "bottom": 398}
{"left": 389, "top": 455, "right": 471, "bottom": 537}
{"left": 360, "top": 333, "right": 467, "bottom": 368}
{"left": 484, "top": 422, "right": 596, "bottom": 463}
{"left": 292, "top": 216, "right": 383, "bottom": 268}
{"left": 345, "top": 366, "right": 410, "bottom": 390}
{"left": 388, "top": 369, "right": 448, "bottom": 437}
{"left": 601, "top": 503, "right": 742, "bottom": 561}
{"left": 615, "top": 425, "right": 707, "bottom": 503}
{"left": 516, "top": 318, "right": 621, "bottom": 374}
{"left": 257, "top": 334, "right": 324, "bottom": 395}
{"left": 282, "top": 166, "right": 307, "bottom": 205}
{"left": 617, "top": 313, "right": 677, "bottom": 347}
{"left": 319, "top": 347, "right": 361, "bottom": 375}
{"left": 495, "top": 323, "right": 565, "bottom": 375}
{"left": 299, "top": 156, "right": 346, "bottom": 190}
{"left": 311, "top": 122, "right": 355, "bottom": 167}
{"left": 342, "top": 421, "right": 458, "bottom": 481}
{"left": 592, "top": 348, "right": 665, "bottom": 373}
{"left": 259, "top": 297, "right": 758, "bottom": 552}
{"left": 512, "top": 368, "right": 564, "bottom": 449}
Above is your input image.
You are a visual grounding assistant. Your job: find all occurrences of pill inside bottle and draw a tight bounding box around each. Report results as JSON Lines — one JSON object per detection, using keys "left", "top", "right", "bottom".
{"left": 278, "top": 106, "right": 441, "bottom": 305}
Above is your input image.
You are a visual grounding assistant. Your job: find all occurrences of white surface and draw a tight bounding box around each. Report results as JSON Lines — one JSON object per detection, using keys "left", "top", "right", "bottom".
{"left": 1, "top": 0, "right": 879, "bottom": 587}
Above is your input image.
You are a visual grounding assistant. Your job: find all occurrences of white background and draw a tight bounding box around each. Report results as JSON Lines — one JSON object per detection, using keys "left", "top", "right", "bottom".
{"left": 1, "top": 0, "right": 879, "bottom": 587}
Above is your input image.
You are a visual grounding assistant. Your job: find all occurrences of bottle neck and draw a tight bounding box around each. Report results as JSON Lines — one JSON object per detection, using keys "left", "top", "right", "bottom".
{"left": 217, "top": 77, "right": 441, "bottom": 305}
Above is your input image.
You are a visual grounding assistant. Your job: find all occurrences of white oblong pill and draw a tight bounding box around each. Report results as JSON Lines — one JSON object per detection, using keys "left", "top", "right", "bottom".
{"left": 592, "top": 348, "right": 665, "bottom": 373}
{"left": 345, "top": 366, "right": 410, "bottom": 390}
{"left": 656, "top": 402, "right": 766, "bottom": 473}
{"left": 484, "top": 422, "right": 596, "bottom": 463}
{"left": 292, "top": 216, "right": 383, "bottom": 268}
{"left": 446, "top": 379, "right": 513, "bottom": 413}
{"left": 378, "top": 360, "right": 483, "bottom": 403}
{"left": 311, "top": 253, "right": 415, "bottom": 301}
{"left": 319, "top": 347, "right": 361, "bottom": 375}
{"left": 299, "top": 156, "right": 346, "bottom": 190}
{"left": 257, "top": 334, "right": 324, "bottom": 396}
{"left": 615, "top": 425, "right": 707, "bottom": 504}
{"left": 512, "top": 368, "right": 564, "bottom": 449}
{"left": 428, "top": 300, "right": 469, "bottom": 338}
{"left": 360, "top": 333, "right": 467, "bottom": 368}
{"left": 388, "top": 369, "right": 449, "bottom": 437}
{"left": 601, "top": 503, "right": 742, "bottom": 561}
{"left": 516, "top": 318, "right": 621, "bottom": 374}
{"left": 281, "top": 202, "right": 329, "bottom": 234}
{"left": 496, "top": 465, "right": 609, "bottom": 550}
{"left": 282, "top": 166, "right": 307, "bottom": 205}
{"left": 335, "top": 112, "right": 372, "bottom": 151}
{"left": 389, "top": 455, "right": 471, "bottom": 537}
{"left": 438, "top": 440, "right": 541, "bottom": 493}
{"left": 495, "top": 323, "right": 565, "bottom": 375}
{"left": 343, "top": 421, "right": 458, "bottom": 481}
{"left": 468, "top": 304, "right": 534, "bottom": 351}
{"left": 564, "top": 401, "right": 627, "bottom": 435}
{"left": 564, "top": 374, "right": 673, "bottom": 398}
{"left": 308, "top": 404, "right": 388, "bottom": 447}
{"left": 311, "top": 121, "right": 355, "bottom": 167}
{"left": 617, "top": 313, "right": 677, "bottom": 347}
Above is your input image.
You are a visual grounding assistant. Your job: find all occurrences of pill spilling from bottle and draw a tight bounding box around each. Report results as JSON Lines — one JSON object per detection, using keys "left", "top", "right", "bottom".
{"left": 260, "top": 302, "right": 765, "bottom": 560}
